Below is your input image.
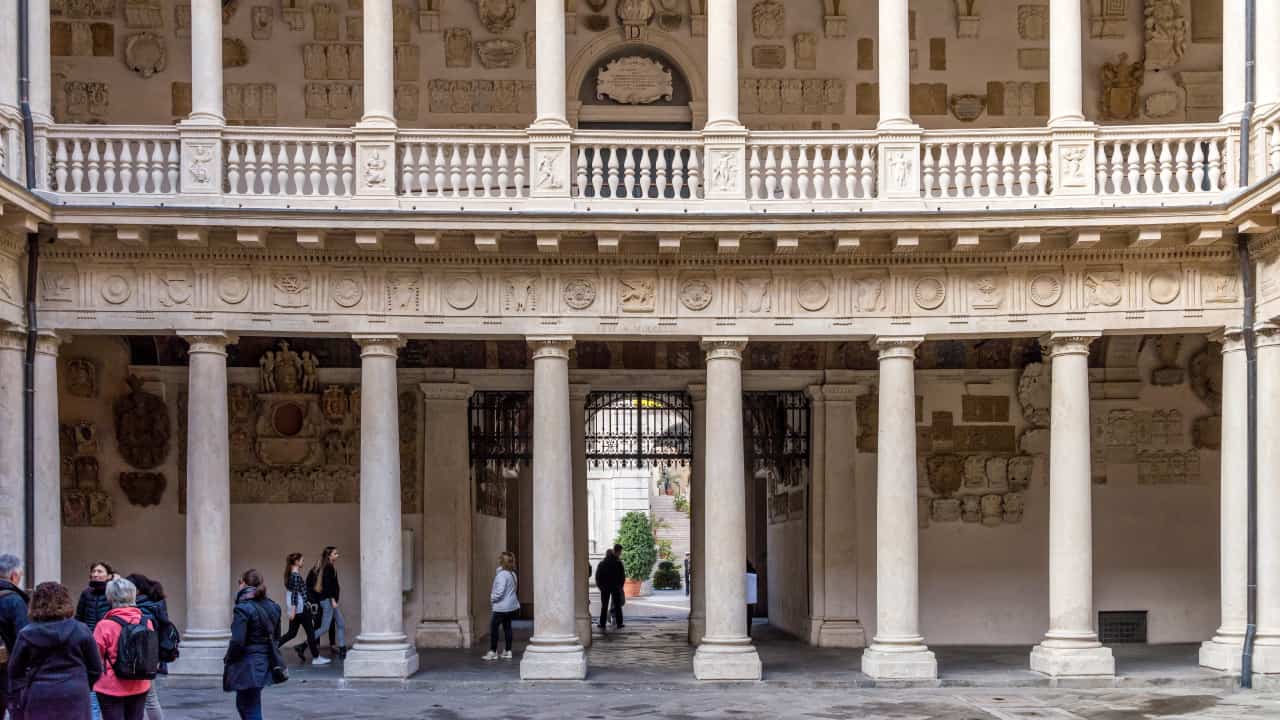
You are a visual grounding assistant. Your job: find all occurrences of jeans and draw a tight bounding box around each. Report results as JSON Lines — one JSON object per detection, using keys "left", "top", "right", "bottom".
{"left": 98, "top": 692, "right": 147, "bottom": 720}
{"left": 143, "top": 686, "right": 163, "bottom": 720}
{"left": 313, "top": 599, "right": 345, "bottom": 650}
{"left": 90, "top": 691, "right": 103, "bottom": 720}
{"left": 488, "top": 610, "right": 515, "bottom": 652}
{"left": 598, "top": 588, "right": 623, "bottom": 628}
{"left": 279, "top": 609, "right": 320, "bottom": 659}
{"left": 235, "top": 688, "right": 263, "bottom": 720}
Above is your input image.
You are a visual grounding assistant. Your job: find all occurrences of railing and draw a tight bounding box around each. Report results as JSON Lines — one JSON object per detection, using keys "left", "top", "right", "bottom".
{"left": 397, "top": 130, "right": 528, "bottom": 199}
{"left": 47, "top": 125, "right": 181, "bottom": 195}
{"left": 922, "top": 130, "right": 1050, "bottom": 199}
{"left": 747, "top": 132, "right": 878, "bottom": 200}
{"left": 223, "top": 128, "right": 356, "bottom": 198}
{"left": 1095, "top": 124, "right": 1233, "bottom": 196}
{"left": 571, "top": 131, "right": 704, "bottom": 200}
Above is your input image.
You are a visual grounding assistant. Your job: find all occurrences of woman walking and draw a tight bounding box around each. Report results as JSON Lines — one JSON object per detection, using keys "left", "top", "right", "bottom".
{"left": 277, "top": 553, "right": 326, "bottom": 666}
{"left": 482, "top": 551, "right": 520, "bottom": 661}
{"left": 126, "top": 575, "right": 169, "bottom": 720}
{"left": 91, "top": 578, "right": 153, "bottom": 720}
{"left": 6, "top": 582, "right": 101, "bottom": 720}
{"left": 305, "top": 547, "right": 345, "bottom": 660}
{"left": 223, "top": 570, "right": 282, "bottom": 720}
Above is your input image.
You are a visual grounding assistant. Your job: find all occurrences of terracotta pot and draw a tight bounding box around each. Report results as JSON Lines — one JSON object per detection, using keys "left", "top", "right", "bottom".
{"left": 624, "top": 579, "right": 643, "bottom": 598}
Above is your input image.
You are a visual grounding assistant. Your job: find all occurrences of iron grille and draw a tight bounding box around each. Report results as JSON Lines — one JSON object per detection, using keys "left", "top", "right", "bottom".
{"left": 743, "top": 392, "right": 812, "bottom": 473}
{"left": 584, "top": 391, "right": 694, "bottom": 468}
{"left": 468, "top": 392, "right": 533, "bottom": 470}
{"left": 1098, "top": 611, "right": 1148, "bottom": 644}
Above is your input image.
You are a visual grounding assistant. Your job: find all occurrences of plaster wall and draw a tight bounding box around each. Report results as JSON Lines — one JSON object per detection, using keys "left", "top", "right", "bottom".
{"left": 472, "top": 512, "right": 507, "bottom": 642}
{"left": 766, "top": 512, "right": 809, "bottom": 639}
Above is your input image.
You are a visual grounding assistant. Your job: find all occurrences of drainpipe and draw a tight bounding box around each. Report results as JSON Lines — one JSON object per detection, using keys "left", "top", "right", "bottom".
{"left": 17, "top": 0, "right": 40, "bottom": 586}
{"left": 1239, "top": 0, "right": 1258, "bottom": 690}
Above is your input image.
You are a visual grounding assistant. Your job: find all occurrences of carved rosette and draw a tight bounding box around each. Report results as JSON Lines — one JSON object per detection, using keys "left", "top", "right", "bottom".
{"left": 528, "top": 336, "right": 574, "bottom": 360}
{"left": 700, "top": 337, "right": 747, "bottom": 362}
{"left": 872, "top": 336, "right": 923, "bottom": 361}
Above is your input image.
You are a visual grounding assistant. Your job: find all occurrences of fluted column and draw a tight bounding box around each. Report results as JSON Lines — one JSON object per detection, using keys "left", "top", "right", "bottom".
{"left": 1253, "top": 326, "right": 1280, "bottom": 675}
{"left": 168, "top": 332, "right": 234, "bottom": 676}
{"left": 687, "top": 383, "right": 707, "bottom": 645}
{"left": 188, "top": 0, "right": 224, "bottom": 124}
{"left": 346, "top": 335, "right": 418, "bottom": 678}
{"left": 360, "top": 0, "right": 396, "bottom": 127}
{"left": 877, "top": 0, "right": 911, "bottom": 129}
{"left": 1049, "top": 0, "right": 1085, "bottom": 126}
{"left": 693, "top": 339, "right": 761, "bottom": 680}
{"left": 861, "top": 337, "right": 935, "bottom": 680}
{"left": 570, "top": 383, "right": 592, "bottom": 648}
{"left": 1201, "top": 329, "right": 1248, "bottom": 671}
{"left": 1222, "top": 0, "right": 1246, "bottom": 123}
{"left": 533, "top": 0, "right": 568, "bottom": 128}
{"left": 1257, "top": 1, "right": 1280, "bottom": 113}
{"left": 0, "top": 329, "right": 24, "bottom": 560}
{"left": 705, "top": 0, "right": 740, "bottom": 129}
{"left": 521, "top": 337, "right": 586, "bottom": 679}
{"left": 1030, "top": 332, "right": 1114, "bottom": 677}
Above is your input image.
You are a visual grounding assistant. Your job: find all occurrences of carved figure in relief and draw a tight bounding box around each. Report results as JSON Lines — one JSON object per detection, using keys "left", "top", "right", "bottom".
{"left": 1144, "top": 0, "right": 1187, "bottom": 69}
{"left": 300, "top": 351, "right": 320, "bottom": 393}
{"left": 737, "top": 276, "right": 772, "bottom": 314}
{"left": 505, "top": 276, "right": 537, "bottom": 312}
{"left": 1084, "top": 270, "right": 1123, "bottom": 307}
{"left": 365, "top": 151, "right": 388, "bottom": 186}
{"left": 889, "top": 150, "right": 912, "bottom": 190}
{"left": 854, "top": 276, "right": 887, "bottom": 312}
{"left": 259, "top": 351, "right": 277, "bottom": 393}
{"left": 113, "top": 376, "right": 170, "bottom": 471}
{"left": 66, "top": 358, "right": 98, "bottom": 398}
{"left": 617, "top": 0, "right": 655, "bottom": 37}
{"left": 620, "top": 277, "right": 656, "bottom": 312}
{"left": 272, "top": 341, "right": 304, "bottom": 393}
{"left": 1099, "top": 53, "right": 1144, "bottom": 121}
{"left": 536, "top": 151, "right": 562, "bottom": 189}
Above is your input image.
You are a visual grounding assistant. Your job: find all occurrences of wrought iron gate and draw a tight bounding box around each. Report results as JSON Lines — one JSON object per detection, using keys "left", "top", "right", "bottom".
{"left": 744, "top": 391, "right": 811, "bottom": 523}
{"left": 584, "top": 391, "right": 694, "bottom": 468}
{"left": 468, "top": 392, "right": 532, "bottom": 518}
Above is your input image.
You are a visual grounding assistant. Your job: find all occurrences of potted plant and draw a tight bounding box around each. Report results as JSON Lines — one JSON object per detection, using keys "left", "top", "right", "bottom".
{"left": 652, "top": 560, "right": 682, "bottom": 591}
{"left": 615, "top": 511, "right": 657, "bottom": 598}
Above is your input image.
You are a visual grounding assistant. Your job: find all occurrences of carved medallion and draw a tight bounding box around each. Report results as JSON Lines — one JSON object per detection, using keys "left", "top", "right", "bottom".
{"left": 445, "top": 276, "right": 479, "bottom": 310}
{"left": 473, "top": 0, "right": 520, "bottom": 34}
{"left": 331, "top": 274, "right": 364, "bottom": 308}
{"left": 680, "top": 278, "right": 713, "bottom": 311}
{"left": 1147, "top": 269, "right": 1181, "bottom": 304}
{"left": 217, "top": 270, "right": 251, "bottom": 305}
{"left": 596, "top": 56, "right": 674, "bottom": 105}
{"left": 795, "top": 277, "right": 830, "bottom": 312}
{"left": 913, "top": 277, "right": 946, "bottom": 310}
{"left": 562, "top": 278, "right": 597, "bottom": 310}
{"left": 1028, "top": 273, "right": 1063, "bottom": 307}
{"left": 123, "top": 32, "right": 166, "bottom": 77}
{"left": 100, "top": 273, "right": 133, "bottom": 305}
{"left": 949, "top": 93, "right": 986, "bottom": 122}
{"left": 620, "top": 276, "right": 657, "bottom": 313}
{"left": 273, "top": 271, "right": 310, "bottom": 308}
{"left": 114, "top": 376, "right": 170, "bottom": 470}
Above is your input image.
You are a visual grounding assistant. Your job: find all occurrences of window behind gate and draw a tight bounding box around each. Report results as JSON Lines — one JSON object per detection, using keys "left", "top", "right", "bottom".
{"left": 743, "top": 392, "right": 811, "bottom": 524}
{"left": 468, "top": 392, "right": 532, "bottom": 518}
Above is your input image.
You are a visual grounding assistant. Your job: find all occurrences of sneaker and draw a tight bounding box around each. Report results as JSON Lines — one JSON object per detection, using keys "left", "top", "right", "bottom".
{"left": 500, "top": 651, "right": 513, "bottom": 660}
{"left": 295, "top": 645, "right": 307, "bottom": 663}
{"left": 482, "top": 651, "right": 500, "bottom": 661}
{"left": 311, "top": 656, "right": 332, "bottom": 666}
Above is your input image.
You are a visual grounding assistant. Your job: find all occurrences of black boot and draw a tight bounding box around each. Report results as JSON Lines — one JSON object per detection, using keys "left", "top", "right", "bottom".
{"left": 337, "top": 645, "right": 348, "bottom": 661}
{"left": 295, "top": 644, "right": 307, "bottom": 663}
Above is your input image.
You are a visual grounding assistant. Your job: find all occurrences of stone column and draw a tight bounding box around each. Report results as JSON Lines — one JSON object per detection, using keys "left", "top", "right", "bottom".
{"left": 0, "top": 2, "right": 17, "bottom": 178}
{"left": 1030, "top": 333, "right": 1114, "bottom": 677}
{"left": 346, "top": 336, "right": 418, "bottom": 678}
{"left": 416, "top": 383, "right": 476, "bottom": 649}
{"left": 1254, "top": 326, "right": 1280, "bottom": 675}
{"left": 361, "top": 0, "right": 396, "bottom": 128}
{"left": 877, "top": 0, "right": 912, "bottom": 129}
{"left": 693, "top": 339, "right": 762, "bottom": 680}
{"left": 533, "top": 0, "right": 568, "bottom": 128}
{"left": 30, "top": 332, "right": 61, "bottom": 585}
{"left": 810, "top": 384, "right": 867, "bottom": 648}
{"left": 1222, "top": 0, "right": 1247, "bottom": 123}
{"left": 688, "top": 383, "right": 707, "bottom": 645}
{"left": 168, "top": 332, "right": 234, "bottom": 676}
{"left": 521, "top": 337, "right": 586, "bottom": 680}
{"left": 1201, "top": 329, "right": 1248, "bottom": 671}
{"left": 28, "top": 0, "right": 51, "bottom": 125}
{"left": 1049, "top": 0, "right": 1085, "bottom": 126}
{"left": 188, "top": 0, "right": 224, "bottom": 124}
{"left": 1257, "top": 1, "right": 1280, "bottom": 113}
{"left": 0, "top": 329, "right": 25, "bottom": 557}
{"left": 570, "top": 383, "right": 592, "bottom": 648}
{"left": 861, "top": 338, "right": 935, "bottom": 680}
{"left": 705, "top": 0, "right": 740, "bottom": 129}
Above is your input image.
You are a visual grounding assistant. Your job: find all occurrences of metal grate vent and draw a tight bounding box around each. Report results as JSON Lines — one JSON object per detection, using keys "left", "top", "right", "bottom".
{"left": 1098, "top": 611, "right": 1148, "bottom": 644}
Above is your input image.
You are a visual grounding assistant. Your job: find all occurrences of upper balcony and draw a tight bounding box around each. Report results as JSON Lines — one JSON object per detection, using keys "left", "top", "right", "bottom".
{"left": 1, "top": 0, "right": 1276, "bottom": 226}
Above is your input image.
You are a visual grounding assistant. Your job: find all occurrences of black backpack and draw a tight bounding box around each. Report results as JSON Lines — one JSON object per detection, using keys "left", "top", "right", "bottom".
{"left": 138, "top": 605, "right": 181, "bottom": 663}
{"left": 108, "top": 615, "right": 160, "bottom": 680}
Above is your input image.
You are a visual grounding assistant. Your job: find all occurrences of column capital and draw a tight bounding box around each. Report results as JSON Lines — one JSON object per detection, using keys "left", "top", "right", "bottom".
{"left": 687, "top": 383, "right": 707, "bottom": 402}
{"left": 1211, "top": 327, "right": 1247, "bottom": 354}
{"left": 568, "top": 383, "right": 592, "bottom": 403}
{"left": 34, "top": 330, "right": 65, "bottom": 356}
{"left": 528, "top": 336, "right": 574, "bottom": 360}
{"left": 418, "top": 382, "right": 474, "bottom": 402}
{"left": 179, "top": 331, "right": 237, "bottom": 355}
{"left": 1257, "top": 324, "right": 1280, "bottom": 349}
{"left": 1040, "top": 332, "right": 1101, "bottom": 357}
{"left": 700, "top": 337, "right": 748, "bottom": 360}
{"left": 872, "top": 336, "right": 923, "bottom": 360}
{"left": 0, "top": 328, "right": 25, "bottom": 351}
{"left": 354, "top": 334, "right": 405, "bottom": 358}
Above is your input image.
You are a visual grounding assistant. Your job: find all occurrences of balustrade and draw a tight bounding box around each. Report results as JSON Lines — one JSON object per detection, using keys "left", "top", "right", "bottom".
{"left": 48, "top": 126, "right": 180, "bottom": 195}
{"left": 1095, "top": 125, "right": 1232, "bottom": 196}
{"left": 747, "top": 134, "right": 878, "bottom": 201}
{"left": 397, "top": 131, "right": 528, "bottom": 199}
{"left": 223, "top": 130, "right": 355, "bottom": 198}
{"left": 571, "top": 132, "right": 704, "bottom": 200}
{"left": 922, "top": 133, "right": 1050, "bottom": 199}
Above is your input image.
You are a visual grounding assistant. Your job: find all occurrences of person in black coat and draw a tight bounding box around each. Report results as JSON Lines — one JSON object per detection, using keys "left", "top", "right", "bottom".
{"left": 6, "top": 581, "right": 102, "bottom": 720}
{"left": 0, "top": 554, "right": 31, "bottom": 715}
{"left": 594, "top": 548, "right": 625, "bottom": 629}
{"left": 74, "top": 562, "right": 114, "bottom": 631}
{"left": 223, "top": 569, "right": 282, "bottom": 720}
{"left": 127, "top": 574, "right": 170, "bottom": 720}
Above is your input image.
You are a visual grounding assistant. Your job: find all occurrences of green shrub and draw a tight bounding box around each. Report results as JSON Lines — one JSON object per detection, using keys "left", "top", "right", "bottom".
{"left": 652, "top": 563, "right": 682, "bottom": 590}
{"left": 614, "top": 511, "right": 658, "bottom": 582}
{"left": 657, "top": 539, "right": 674, "bottom": 561}
{"left": 673, "top": 493, "right": 690, "bottom": 514}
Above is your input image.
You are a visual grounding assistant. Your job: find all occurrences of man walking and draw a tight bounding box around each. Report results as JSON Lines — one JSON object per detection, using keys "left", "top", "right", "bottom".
{"left": 594, "top": 546, "right": 625, "bottom": 630}
{"left": 0, "top": 554, "right": 30, "bottom": 716}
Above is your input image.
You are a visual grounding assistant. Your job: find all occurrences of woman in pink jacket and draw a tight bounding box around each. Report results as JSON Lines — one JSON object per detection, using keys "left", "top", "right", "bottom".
{"left": 91, "top": 578, "right": 153, "bottom": 720}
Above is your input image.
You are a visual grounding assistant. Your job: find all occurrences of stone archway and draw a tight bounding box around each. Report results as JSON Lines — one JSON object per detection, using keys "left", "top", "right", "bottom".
{"left": 566, "top": 31, "right": 708, "bottom": 128}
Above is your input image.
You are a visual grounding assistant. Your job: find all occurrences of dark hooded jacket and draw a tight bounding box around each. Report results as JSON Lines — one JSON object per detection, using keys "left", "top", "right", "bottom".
{"left": 0, "top": 579, "right": 29, "bottom": 697}
{"left": 135, "top": 593, "right": 171, "bottom": 674}
{"left": 6, "top": 617, "right": 102, "bottom": 720}
{"left": 74, "top": 582, "right": 110, "bottom": 631}
{"left": 594, "top": 554, "right": 625, "bottom": 593}
{"left": 223, "top": 587, "right": 282, "bottom": 693}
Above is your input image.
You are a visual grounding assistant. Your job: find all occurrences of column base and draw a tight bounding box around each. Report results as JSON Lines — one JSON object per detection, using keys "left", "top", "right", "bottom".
{"left": 519, "top": 639, "right": 587, "bottom": 680}
{"left": 1250, "top": 639, "right": 1280, "bottom": 675}
{"left": 860, "top": 644, "right": 937, "bottom": 680}
{"left": 166, "top": 637, "right": 230, "bottom": 676}
{"left": 415, "top": 620, "right": 472, "bottom": 649}
{"left": 813, "top": 619, "right": 867, "bottom": 648}
{"left": 576, "top": 614, "right": 593, "bottom": 649}
{"left": 343, "top": 639, "right": 420, "bottom": 679}
{"left": 1199, "top": 636, "right": 1244, "bottom": 673}
{"left": 1029, "top": 643, "right": 1115, "bottom": 677}
{"left": 688, "top": 614, "right": 706, "bottom": 645}
{"left": 693, "top": 640, "right": 762, "bottom": 680}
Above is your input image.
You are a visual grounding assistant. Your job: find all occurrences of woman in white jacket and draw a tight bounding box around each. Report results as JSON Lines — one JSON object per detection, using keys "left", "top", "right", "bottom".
{"left": 483, "top": 551, "right": 520, "bottom": 661}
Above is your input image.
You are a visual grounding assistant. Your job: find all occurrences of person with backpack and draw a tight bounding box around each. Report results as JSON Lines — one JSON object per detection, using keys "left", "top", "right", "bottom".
{"left": 0, "top": 554, "right": 30, "bottom": 717}
{"left": 305, "top": 547, "right": 345, "bottom": 661}
{"left": 223, "top": 570, "right": 283, "bottom": 720}
{"left": 126, "top": 575, "right": 176, "bottom": 720}
{"left": 5, "top": 581, "right": 101, "bottom": 720}
{"left": 91, "top": 578, "right": 156, "bottom": 720}
{"left": 277, "top": 554, "right": 325, "bottom": 666}
{"left": 482, "top": 552, "right": 520, "bottom": 661}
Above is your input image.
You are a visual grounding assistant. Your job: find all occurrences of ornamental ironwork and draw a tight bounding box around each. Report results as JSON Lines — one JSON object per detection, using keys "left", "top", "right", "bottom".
{"left": 743, "top": 391, "right": 811, "bottom": 473}
{"left": 468, "top": 392, "right": 533, "bottom": 470}
{"left": 585, "top": 391, "right": 693, "bottom": 468}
